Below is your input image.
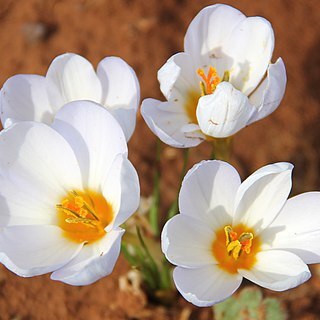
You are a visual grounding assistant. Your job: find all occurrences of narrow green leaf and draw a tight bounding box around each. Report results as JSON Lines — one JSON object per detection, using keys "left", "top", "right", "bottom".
{"left": 167, "top": 148, "right": 189, "bottom": 219}
{"left": 149, "top": 139, "right": 161, "bottom": 235}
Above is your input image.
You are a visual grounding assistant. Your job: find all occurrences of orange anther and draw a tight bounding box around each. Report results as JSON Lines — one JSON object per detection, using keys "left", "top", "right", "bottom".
{"left": 230, "top": 231, "right": 238, "bottom": 242}
{"left": 197, "top": 66, "right": 221, "bottom": 95}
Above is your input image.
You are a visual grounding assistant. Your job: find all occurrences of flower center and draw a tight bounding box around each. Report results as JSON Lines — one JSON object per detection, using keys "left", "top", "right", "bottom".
{"left": 56, "top": 189, "right": 113, "bottom": 244}
{"left": 212, "top": 224, "right": 260, "bottom": 274}
{"left": 224, "top": 225, "right": 253, "bottom": 259}
{"left": 184, "top": 66, "right": 230, "bottom": 125}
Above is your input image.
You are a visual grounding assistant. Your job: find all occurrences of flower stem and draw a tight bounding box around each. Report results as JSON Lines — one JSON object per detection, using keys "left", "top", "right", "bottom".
{"left": 167, "top": 148, "right": 189, "bottom": 219}
{"left": 121, "top": 228, "right": 161, "bottom": 291}
{"left": 149, "top": 139, "right": 161, "bottom": 236}
{"left": 122, "top": 229, "right": 175, "bottom": 294}
{"left": 211, "top": 137, "right": 233, "bottom": 161}
{"left": 136, "top": 226, "right": 160, "bottom": 277}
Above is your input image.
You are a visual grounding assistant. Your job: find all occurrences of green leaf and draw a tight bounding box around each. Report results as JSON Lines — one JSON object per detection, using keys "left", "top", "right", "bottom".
{"left": 263, "top": 298, "right": 287, "bottom": 320}
{"left": 167, "top": 148, "right": 189, "bottom": 219}
{"left": 149, "top": 139, "right": 161, "bottom": 235}
{"left": 214, "top": 296, "right": 242, "bottom": 320}
{"left": 213, "top": 287, "right": 288, "bottom": 320}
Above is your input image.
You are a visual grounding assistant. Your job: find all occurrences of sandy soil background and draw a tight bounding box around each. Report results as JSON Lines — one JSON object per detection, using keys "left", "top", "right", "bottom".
{"left": 0, "top": 0, "right": 319, "bottom": 319}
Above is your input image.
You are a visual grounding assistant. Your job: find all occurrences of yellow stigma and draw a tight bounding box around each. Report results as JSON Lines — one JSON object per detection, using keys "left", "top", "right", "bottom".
{"left": 197, "top": 66, "right": 222, "bottom": 96}
{"left": 57, "top": 189, "right": 113, "bottom": 244}
{"left": 212, "top": 224, "right": 260, "bottom": 274}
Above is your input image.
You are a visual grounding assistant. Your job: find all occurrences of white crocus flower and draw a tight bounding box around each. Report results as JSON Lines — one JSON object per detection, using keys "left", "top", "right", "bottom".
{"left": 0, "top": 53, "right": 140, "bottom": 141}
{"left": 141, "top": 4, "right": 286, "bottom": 147}
{"left": 0, "top": 100, "right": 140, "bottom": 285}
{"left": 162, "top": 160, "right": 320, "bottom": 306}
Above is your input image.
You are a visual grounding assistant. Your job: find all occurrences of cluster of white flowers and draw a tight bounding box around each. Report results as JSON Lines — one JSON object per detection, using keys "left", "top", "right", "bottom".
{"left": 0, "top": 2, "right": 319, "bottom": 309}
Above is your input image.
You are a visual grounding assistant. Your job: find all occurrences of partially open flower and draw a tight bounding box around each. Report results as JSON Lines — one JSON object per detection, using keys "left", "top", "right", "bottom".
{"left": 0, "top": 53, "right": 140, "bottom": 141}
{"left": 162, "top": 160, "right": 320, "bottom": 306}
{"left": 0, "top": 100, "right": 140, "bottom": 285}
{"left": 142, "top": 4, "right": 286, "bottom": 147}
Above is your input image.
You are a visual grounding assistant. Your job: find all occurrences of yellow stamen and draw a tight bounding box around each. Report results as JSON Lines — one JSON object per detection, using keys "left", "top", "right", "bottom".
{"left": 222, "top": 70, "right": 230, "bottom": 82}
{"left": 212, "top": 224, "right": 259, "bottom": 274}
{"left": 57, "top": 189, "right": 113, "bottom": 243}
{"left": 224, "top": 225, "right": 253, "bottom": 260}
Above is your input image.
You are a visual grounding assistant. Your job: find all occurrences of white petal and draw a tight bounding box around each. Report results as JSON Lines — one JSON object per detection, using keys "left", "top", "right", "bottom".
{"left": 0, "top": 225, "right": 82, "bottom": 277}
{"left": 0, "top": 122, "right": 83, "bottom": 219}
{"left": 0, "top": 75, "right": 53, "bottom": 126}
{"left": 97, "top": 57, "right": 140, "bottom": 141}
{"left": 0, "top": 177, "right": 56, "bottom": 226}
{"left": 46, "top": 53, "right": 102, "bottom": 110}
{"left": 261, "top": 192, "right": 320, "bottom": 264}
{"left": 52, "top": 100, "right": 127, "bottom": 190}
{"left": 239, "top": 250, "right": 310, "bottom": 291}
{"left": 224, "top": 17, "right": 274, "bottom": 95}
{"left": 179, "top": 160, "right": 240, "bottom": 229}
{"left": 97, "top": 57, "right": 140, "bottom": 110}
{"left": 184, "top": 4, "right": 246, "bottom": 72}
{"left": 102, "top": 154, "right": 140, "bottom": 231}
{"left": 50, "top": 228, "right": 124, "bottom": 285}
{"left": 141, "top": 98, "right": 204, "bottom": 148}
{"left": 161, "top": 214, "right": 215, "bottom": 268}
{"left": 109, "top": 107, "right": 136, "bottom": 142}
{"left": 173, "top": 265, "right": 242, "bottom": 307}
{"left": 233, "top": 162, "right": 293, "bottom": 233}
{"left": 158, "top": 53, "right": 199, "bottom": 101}
{"left": 248, "top": 58, "right": 287, "bottom": 124}
{"left": 196, "top": 82, "right": 256, "bottom": 138}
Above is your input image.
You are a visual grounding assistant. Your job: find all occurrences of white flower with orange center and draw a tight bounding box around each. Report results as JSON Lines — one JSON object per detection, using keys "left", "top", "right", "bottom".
{"left": 0, "top": 53, "right": 140, "bottom": 141}
{"left": 0, "top": 100, "right": 140, "bottom": 285}
{"left": 141, "top": 4, "right": 286, "bottom": 147}
{"left": 161, "top": 160, "right": 320, "bottom": 306}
